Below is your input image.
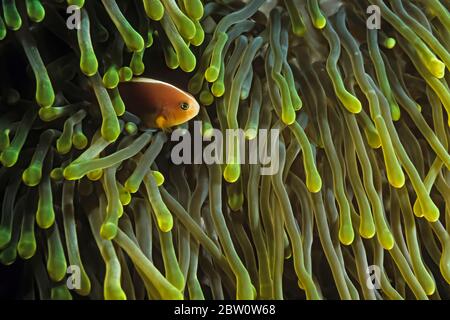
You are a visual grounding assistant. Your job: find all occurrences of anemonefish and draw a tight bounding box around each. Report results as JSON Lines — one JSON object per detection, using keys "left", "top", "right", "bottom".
{"left": 118, "top": 78, "right": 200, "bottom": 129}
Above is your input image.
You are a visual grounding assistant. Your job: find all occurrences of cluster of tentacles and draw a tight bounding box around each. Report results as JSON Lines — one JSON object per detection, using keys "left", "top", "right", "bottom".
{"left": 0, "top": 0, "right": 449, "bottom": 300}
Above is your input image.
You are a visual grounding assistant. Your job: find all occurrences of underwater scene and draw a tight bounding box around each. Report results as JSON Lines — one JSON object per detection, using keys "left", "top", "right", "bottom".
{"left": 0, "top": 0, "right": 449, "bottom": 301}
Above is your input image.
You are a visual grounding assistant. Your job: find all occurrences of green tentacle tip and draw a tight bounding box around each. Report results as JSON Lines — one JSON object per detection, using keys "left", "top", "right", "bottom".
{"left": 344, "top": 95, "right": 362, "bottom": 114}
{"left": 157, "top": 215, "right": 173, "bottom": 233}
{"left": 103, "top": 67, "right": 120, "bottom": 89}
{"left": 100, "top": 222, "right": 118, "bottom": 240}
{"left": 380, "top": 231, "right": 395, "bottom": 250}
{"left": 306, "top": 172, "right": 322, "bottom": 193}
{"left": 119, "top": 190, "right": 131, "bottom": 206}
{"left": 125, "top": 122, "right": 138, "bottom": 135}
{"left": 50, "top": 168, "right": 64, "bottom": 181}
{"left": 87, "top": 169, "right": 103, "bottom": 181}
{"left": 390, "top": 103, "right": 401, "bottom": 121}
{"left": 3, "top": 1, "right": 22, "bottom": 31}
{"left": 22, "top": 166, "right": 42, "bottom": 187}
{"left": 200, "top": 90, "right": 214, "bottom": 106}
{"left": 80, "top": 52, "right": 98, "bottom": 77}
{"left": 184, "top": 0, "right": 203, "bottom": 21}
{"left": 152, "top": 170, "right": 165, "bottom": 186}
{"left": 143, "top": 0, "right": 164, "bottom": 21}
{"left": 178, "top": 49, "right": 196, "bottom": 73}
{"left": 63, "top": 165, "right": 81, "bottom": 180}
{"left": 0, "top": 148, "right": 19, "bottom": 167}
{"left": 313, "top": 16, "right": 326, "bottom": 30}
{"left": 129, "top": 33, "right": 145, "bottom": 53}
{"left": 365, "top": 128, "right": 381, "bottom": 149}
{"left": 338, "top": 224, "right": 354, "bottom": 246}
{"left": 76, "top": 276, "right": 92, "bottom": 297}
{"left": 422, "top": 201, "right": 440, "bottom": 223}
{"left": 412, "top": 200, "right": 424, "bottom": 218}
{"left": 387, "top": 168, "right": 405, "bottom": 189}
{"left": 384, "top": 37, "right": 396, "bottom": 49}
{"left": 119, "top": 67, "right": 133, "bottom": 82}
{"left": 36, "top": 206, "right": 55, "bottom": 229}
{"left": 123, "top": 178, "right": 138, "bottom": 194}
{"left": 177, "top": 18, "right": 196, "bottom": 41}
{"left": 281, "top": 109, "right": 296, "bottom": 125}
{"left": 26, "top": 0, "right": 45, "bottom": 22}
{"left": 359, "top": 221, "right": 376, "bottom": 239}
{"left": 130, "top": 51, "right": 145, "bottom": 75}
{"left": 110, "top": 91, "right": 125, "bottom": 117}
{"left": 101, "top": 123, "right": 121, "bottom": 142}
{"left": 428, "top": 57, "right": 445, "bottom": 79}
{"left": 36, "top": 81, "right": 55, "bottom": 108}
{"left": 425, "top": 283, "right": 436, "bottom": 297}
{"left": 67, "top": 0, "right": 85, "bottom": 7}
{"left": 39, "top": 107, "right": 59, "bottom": 122}
{"left": 205, "top": 66, "right": 219, "bottom": 83}
{"left": 48, "top": 259, "right": 67, "bottom": 282}
{"left": 17, "top": 238, "right": 36, "bottom": 259}
{"left": 292, "top": 24, "right": 306, "bottom": 37}
{"left": 57, "top": 139, "right": 71, "bottom": 155}
{"left": 163, "top": 45, "right": 179, "bottom": 69}
{"left": 190, "top": 22, "right": 204, "bottom": 46}
{"left": 211, "top": 82, "right": 225, "bottom": 97}
{"left": 73, "top": 133, "right": 88, "bottom": 150}
{"left": 224, "top": 164, "right": 240, "bottom": 183}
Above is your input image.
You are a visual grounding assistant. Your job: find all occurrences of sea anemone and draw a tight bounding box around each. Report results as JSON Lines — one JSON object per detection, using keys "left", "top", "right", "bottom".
{"left": 0, "top": 0, "right": 449, "bottom": 300}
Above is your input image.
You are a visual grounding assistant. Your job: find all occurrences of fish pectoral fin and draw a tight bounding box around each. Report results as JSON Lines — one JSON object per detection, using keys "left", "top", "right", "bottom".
{"left": 155, "top": 115, "right": 167, "bottom": 129}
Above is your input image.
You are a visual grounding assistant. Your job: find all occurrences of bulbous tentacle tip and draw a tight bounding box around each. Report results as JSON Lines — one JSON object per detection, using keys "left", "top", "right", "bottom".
{"left": 100, "top": 222, "right": 118, "bottom": 240}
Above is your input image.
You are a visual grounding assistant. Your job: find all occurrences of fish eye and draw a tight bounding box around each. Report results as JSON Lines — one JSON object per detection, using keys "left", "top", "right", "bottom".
{"left": 180, "top": 102, "right": 190, "bottom": 110}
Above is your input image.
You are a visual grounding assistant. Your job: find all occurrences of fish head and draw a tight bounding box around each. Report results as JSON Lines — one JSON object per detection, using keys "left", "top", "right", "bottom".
{"left": 160, "top": 91, "right": 200, "bottom": 128}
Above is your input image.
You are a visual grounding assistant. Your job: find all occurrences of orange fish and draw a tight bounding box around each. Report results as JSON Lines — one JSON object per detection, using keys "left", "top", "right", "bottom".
{"left": 118, "top": 78, "right": 200, "bottom": 129}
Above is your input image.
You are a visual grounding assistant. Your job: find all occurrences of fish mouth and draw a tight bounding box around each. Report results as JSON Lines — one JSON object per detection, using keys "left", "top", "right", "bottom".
{"left": 192, "top": 102, "right": 201, "bottom": 118}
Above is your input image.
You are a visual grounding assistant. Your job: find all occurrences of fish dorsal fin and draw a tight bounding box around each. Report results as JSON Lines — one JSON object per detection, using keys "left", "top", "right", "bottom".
{"left": 130, "top": 78, "right": 191, "bottom": 99}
